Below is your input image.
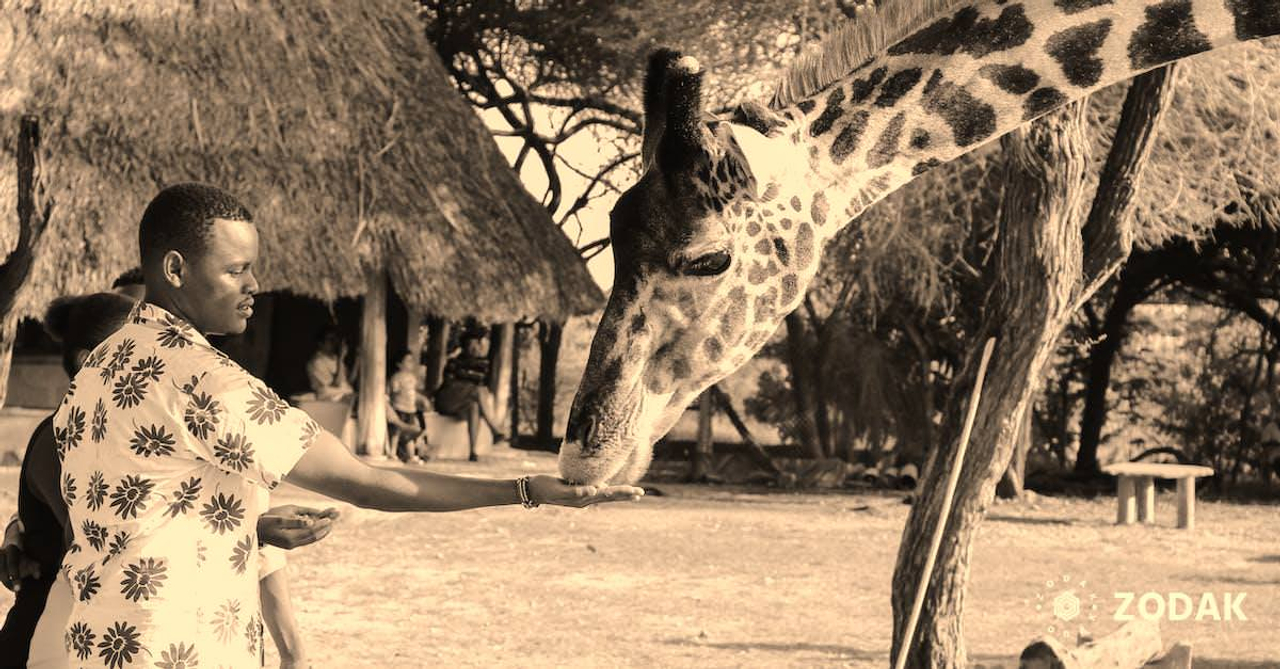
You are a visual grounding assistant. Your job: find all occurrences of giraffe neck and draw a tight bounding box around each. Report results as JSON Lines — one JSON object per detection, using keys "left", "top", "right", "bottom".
{"left": 772, "top": 0, "right": 1276, "bottom": 244}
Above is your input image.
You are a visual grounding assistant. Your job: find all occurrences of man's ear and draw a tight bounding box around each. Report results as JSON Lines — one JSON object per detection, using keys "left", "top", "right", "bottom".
{"left": 162, "top": 250, "right": 186, "bottom": 288}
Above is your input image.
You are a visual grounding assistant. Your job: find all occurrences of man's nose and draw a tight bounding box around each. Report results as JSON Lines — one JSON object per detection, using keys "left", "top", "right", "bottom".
{"left": 244, "top": 270, "right": 259, "bottom": 295}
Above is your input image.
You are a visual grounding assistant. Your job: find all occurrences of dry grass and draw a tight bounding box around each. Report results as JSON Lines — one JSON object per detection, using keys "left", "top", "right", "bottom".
{"left": 2, "top": 447, "right": 1279, "bottom": 667}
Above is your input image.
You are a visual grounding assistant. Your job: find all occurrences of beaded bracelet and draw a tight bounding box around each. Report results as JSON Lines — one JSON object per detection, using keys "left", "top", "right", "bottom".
{"left": 516, "top": 476, "right": 540, "bottom": 509}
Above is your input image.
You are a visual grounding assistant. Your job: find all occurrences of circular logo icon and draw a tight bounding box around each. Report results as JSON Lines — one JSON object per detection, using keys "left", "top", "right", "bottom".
{"left": 1028, "top": 574, "right": 1100, "bottom": 642}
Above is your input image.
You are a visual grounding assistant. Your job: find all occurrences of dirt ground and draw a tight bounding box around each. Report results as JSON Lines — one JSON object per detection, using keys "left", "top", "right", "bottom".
{"left": 3, "top": 447, "right": 1279, "bottom": 668}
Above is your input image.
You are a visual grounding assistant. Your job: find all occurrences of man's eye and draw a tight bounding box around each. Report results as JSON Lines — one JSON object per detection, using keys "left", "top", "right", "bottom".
{"left": 683, "top": 251, "right": 732, "bottom": 277}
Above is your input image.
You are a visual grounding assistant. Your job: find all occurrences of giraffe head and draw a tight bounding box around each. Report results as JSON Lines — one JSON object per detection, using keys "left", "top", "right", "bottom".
{"left": 558, "top": 50, "right": 828, "bottom": 486}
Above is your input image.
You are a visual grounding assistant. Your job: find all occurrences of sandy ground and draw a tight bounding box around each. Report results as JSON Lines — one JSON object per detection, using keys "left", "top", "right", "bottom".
{"left": 3, "top": 447, "right": 1280, "bottom": 668}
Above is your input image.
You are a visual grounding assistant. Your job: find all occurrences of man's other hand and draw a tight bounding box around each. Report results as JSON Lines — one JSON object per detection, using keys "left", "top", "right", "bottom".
{"left": 257, "top": 505, "right": 341, "bottom": 549}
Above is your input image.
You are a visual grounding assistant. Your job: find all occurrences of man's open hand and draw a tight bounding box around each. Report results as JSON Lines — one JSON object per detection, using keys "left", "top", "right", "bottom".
{"left": 526, "top": 476, "right": 644, "bottom": 508}
{"left": 257, "top": 505, "right": 340, "bottom": 549}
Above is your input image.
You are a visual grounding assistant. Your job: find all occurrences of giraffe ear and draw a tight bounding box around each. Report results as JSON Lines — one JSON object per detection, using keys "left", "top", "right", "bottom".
{"left": 726, "top": 122, "right": 794, "bottom": 193}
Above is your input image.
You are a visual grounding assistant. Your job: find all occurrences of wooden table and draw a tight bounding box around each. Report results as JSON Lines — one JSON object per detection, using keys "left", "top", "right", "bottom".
{"left": 1101, "top": 462, "right": 1215, "bottom": 529}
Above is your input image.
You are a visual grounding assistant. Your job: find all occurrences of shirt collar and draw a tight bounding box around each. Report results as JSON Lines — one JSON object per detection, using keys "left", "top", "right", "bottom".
{"left": 129, "top": 301, "right": 216, "bottom": 350}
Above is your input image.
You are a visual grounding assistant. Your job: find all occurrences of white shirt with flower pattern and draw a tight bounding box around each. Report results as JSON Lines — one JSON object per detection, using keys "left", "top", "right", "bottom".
{"left": 53, "top": 302, "right": 319, "bottom": 669}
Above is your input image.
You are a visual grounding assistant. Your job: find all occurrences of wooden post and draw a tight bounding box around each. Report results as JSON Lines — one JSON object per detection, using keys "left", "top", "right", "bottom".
{"left": 356, "top": 266, "right": 388, "bottom": 458}
{"left": 1137, "top": 476, "right": 1156, "bottom": 524}
{"left": 1176, "top": 477, "right": 1195, "bottom": 529}
{"left": 536, "top": 320, "right": 564, "bottom": 451}
{"left": 1117, "top": 476, "right": 1137, "bottom": 525}
{"left": 424, "top": 317, "right": 450, "bottom": 394}
{"left": 1, "top": 116, "right": 49, "bottom": 409}
{"left": 692, "top": 390, "right": 714, "bottom": 481}
{"left": 510, "top": 323, "right": 528, "bottom": 444}
{"left": 488, "top": 322, "right": 514, "bottom": 433}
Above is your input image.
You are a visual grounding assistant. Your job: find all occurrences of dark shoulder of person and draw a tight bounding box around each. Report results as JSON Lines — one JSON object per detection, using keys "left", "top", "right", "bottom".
{"left": 17, "top": 415, "right": 67, "bottom": 569}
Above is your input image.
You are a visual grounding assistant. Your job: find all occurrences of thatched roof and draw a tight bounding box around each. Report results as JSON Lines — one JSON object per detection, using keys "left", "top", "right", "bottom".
{"left": 0, "top": 0, "right": 603, "bottom": 323}
{"left": 841, "top": 38, "right": 1280, "bottom": 314}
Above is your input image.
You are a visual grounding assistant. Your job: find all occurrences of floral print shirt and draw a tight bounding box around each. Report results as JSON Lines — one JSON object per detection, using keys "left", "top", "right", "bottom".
{"left": 53, "top": 302, "right": 318, "bottom": 668}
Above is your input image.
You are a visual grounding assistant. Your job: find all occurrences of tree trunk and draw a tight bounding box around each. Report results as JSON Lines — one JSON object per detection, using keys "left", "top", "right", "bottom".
{"left": 356, "top": 266, "right": 388, "bottom": 458}
{"left": 1074, "top": 280, "right": 1146, "bottom": 473}
{"left": 890, "top": 66, "right": 1174, "bottom": 667}
{"left": 997, "top": 404, "right": 1034, "bottom": 499}
{"left": 536, "top": 320, "right": 564, "bottom": 451}
{"left": 488, "top": 322, "right": 514, "bottom": 431}
{"left": 692, "top": 390, "right": 714, "bottom": 481}
{"left": 424, "top": 317, "right": 450, "bottom": 394}
{"left": 0, "top": 116, "right": 50, "bottom": 410}
{"left": 892, "top": 100, "right": 1093, "bottom": 667}
{"left": 783, "top": 312, "right": 823, "bottom": 458}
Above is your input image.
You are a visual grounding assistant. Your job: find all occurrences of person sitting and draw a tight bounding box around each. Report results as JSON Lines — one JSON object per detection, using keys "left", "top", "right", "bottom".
{"left": 306, "top": 328, "right": 354, "bottom": 402}
{"left": 387, "top": 350, "right": 430, "bottom": 464}
{"left": 434, "top": 327, "right": 503, "bottom": 461}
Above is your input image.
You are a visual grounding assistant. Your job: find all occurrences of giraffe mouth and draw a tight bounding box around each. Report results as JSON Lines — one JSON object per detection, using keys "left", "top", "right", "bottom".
{"left": 558, "top": 383, "right": 676, "bottom": 486}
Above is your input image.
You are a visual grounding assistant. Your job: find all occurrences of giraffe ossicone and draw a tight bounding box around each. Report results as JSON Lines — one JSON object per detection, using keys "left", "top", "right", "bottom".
{"left": 558, "top": 0, "right": 1280, "bottom": 486}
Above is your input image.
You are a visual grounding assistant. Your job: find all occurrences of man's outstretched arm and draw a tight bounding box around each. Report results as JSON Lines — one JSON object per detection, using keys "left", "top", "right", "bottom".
{"left": 285, "top": 431, "right": 642, "bottom": 512}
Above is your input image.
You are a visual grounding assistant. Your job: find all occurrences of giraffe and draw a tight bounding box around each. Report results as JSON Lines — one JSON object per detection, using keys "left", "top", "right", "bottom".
{"left": 557, "top": 0, "right": 1280, "bottom": 486}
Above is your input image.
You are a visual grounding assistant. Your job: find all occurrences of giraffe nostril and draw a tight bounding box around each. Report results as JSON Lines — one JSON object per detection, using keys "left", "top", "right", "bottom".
{"left": 582, "top": 415, "right": 598, "bottom": 446}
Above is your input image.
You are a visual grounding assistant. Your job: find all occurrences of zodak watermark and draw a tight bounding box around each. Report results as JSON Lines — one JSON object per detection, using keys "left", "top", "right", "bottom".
{"left": 1113, "top": 591, "right": 1248, "bottom": 622}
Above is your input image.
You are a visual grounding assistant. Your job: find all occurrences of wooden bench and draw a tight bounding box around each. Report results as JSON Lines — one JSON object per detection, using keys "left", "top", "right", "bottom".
{"left": 1101, "top": 462, "right": 1214, "bottom": 529}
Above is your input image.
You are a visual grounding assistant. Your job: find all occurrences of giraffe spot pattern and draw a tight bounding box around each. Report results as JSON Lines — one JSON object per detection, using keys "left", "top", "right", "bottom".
{"left": 796, "top": 99, "right": 817, "bottom": 114}
{"left": 912, "top": 158, "right": 942, "bottom": 176}
{"left": 1055, "top": 0, "right": 1112, "bottom": 13}
{"left": 790, "top": 196, "right": 802, "bottom": 212}
{"left": 781, "top": 275, "right": 799, "bottom": 306}
{"left": 809, "top": 87, "right": 846, "bottom": 137}
{"left": 761, "top": 183, "right": 780, "bottom": 201}
{"left": 753, "top": 289, "right": 778, "bottom": 321}
{"left": 1127, "top": 0, "right": 1211, "bottom": 70}
{"left": 795, "top": 223, "right": 814, "bottom": 269}
{"left": 909, "top": 128, "right": 931, "bottom": 149}
{"left": 754, "top": 238, "right": 773, "bottom": 256}
{"left": 629, "top": 312, "right": 646, "bottom": 334}
{"left": 920, "top": 70, "right": 996, "bottom": 147}
{"left": 811, "top": 193, "right": 828, "bottom": 227}
{"left": 1224, "top": 0, "right": 1280, "bottom": 41}
{"left": 978, "top": 63, "right": 1040, "bottom": 95}
{"left": 1045, "top": 19, "right": 1113, "bottom": 87}
{"left": 748, "top": 263, "right": 770, "bottom": 285}
{"left": 867, "top": 111, "right": 907, "bottom": 169}
{"left": 704, "top": 338, "right": 724, "bottom": 362}
{"left": 888, "top": 4, "right": 1033, "bottom": 59}
{"left": 850, "top": 67, "right": 889, "bottom": 104}
{"left": 874, "top": 68, "right": 924, "bottom": 108}
{"left": 746, "top": 221, "right": 761, "bottom": 236}
{"left": 830, "top": 110, "right": 871, "bottom": 165}
{"left": 780, "top": 217, "right": 793, "bottom": 230}
{"left": 1023, "top": 86, "right": 1068, "bottom": 121}
{"left": 721, "top": 287, "right": 747, "bottom": 338}
{"left": 772, "top": 238, "right": 790, "bottom": 265}
{"left": 672, "top": 357, "right": 691, "bottom": 380}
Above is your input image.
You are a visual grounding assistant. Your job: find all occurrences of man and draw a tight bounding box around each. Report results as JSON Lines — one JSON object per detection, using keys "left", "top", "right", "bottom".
{"left": 53, "top": 183, "right": 641, "bottom": 668}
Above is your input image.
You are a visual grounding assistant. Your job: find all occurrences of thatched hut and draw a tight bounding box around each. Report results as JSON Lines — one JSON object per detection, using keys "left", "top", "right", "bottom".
{"left": 0, "top": 0, "right": 604, "bottom": 452}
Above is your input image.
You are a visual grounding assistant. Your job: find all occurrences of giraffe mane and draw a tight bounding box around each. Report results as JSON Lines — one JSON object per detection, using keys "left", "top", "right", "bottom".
{"left": 769, "top": 0, "right": 968, "bottom": 110}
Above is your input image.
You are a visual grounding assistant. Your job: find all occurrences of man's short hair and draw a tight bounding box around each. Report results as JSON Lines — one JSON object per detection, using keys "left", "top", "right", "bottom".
{"left": 138, "top": 183, "right": 253, "bottom": 267}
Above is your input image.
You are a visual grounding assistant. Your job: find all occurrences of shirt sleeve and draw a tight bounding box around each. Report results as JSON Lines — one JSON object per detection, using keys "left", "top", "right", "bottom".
{"left": 180, "top": 365, "right": 320, "bottom": 490}
{"left": 258, "top": 545, "right": 288, "bottom": 579}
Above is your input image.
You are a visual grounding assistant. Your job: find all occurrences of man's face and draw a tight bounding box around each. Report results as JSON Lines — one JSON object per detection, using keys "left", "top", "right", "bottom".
{"left": 465, "top": 337, "right": 486, "bottom": 357}
{"left": 178, "top": 218, "right": 260, "bottom": 335}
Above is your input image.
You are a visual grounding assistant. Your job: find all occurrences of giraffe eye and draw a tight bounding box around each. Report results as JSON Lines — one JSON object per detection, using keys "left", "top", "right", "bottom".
{"left": 683, "top": 251, "right": 732, "bottom": 277}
